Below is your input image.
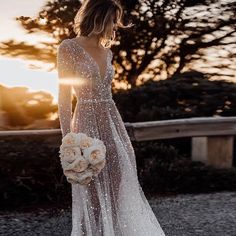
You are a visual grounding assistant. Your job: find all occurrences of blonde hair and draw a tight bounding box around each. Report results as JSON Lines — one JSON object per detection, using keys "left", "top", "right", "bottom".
{"left": 73, "top": 0, "right": 134, "bottom": 48}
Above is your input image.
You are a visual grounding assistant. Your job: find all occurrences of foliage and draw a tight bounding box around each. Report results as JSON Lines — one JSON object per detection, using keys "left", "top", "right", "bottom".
{"left": 133, "top": 139, "right": 236, "bottom": 194}
{"left": 0, "top": 136, "right": 70, "bottom": 210}
{"left": 0, "top": 85, "right": 57, "bottom": 129}
{"left": 0, "top": 0, "right": 235, "bottom": 86}
{"left": 113, "top": 71, "right": 236, "bottom": 122}
{"left": 1, "top": 70, "right": 236, "bottom": 129}
{"left": 1, "top": 136, "right": 235, "bottom": 210}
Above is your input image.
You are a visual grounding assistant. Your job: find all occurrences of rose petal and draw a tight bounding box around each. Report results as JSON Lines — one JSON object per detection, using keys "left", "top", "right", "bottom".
{"left": 76, "top": 169, "right": 94, "bottom": 185}
{"left": 83, "top": 145, "right": 106, "bottom": 165}
{"left": 63, "top": 170, "right": 79, "bottom": 184}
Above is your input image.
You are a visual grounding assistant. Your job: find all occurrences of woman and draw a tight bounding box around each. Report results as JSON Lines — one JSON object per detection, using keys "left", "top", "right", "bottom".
{"left": 57, "top": 0, "right": 165, "bottom": 235}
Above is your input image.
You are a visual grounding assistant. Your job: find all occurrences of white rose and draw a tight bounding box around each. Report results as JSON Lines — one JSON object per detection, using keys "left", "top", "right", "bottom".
{"left": 61, "top": 132, "right": 78, "bottom": 148}
{"left": 76, "top": 133, "right": 94, "bottom": 150}
{"left": 63, "top": 170, "right": 79, "bottom": 184}
{"left": 76, "top": 169, "right": 94, "bottom": 185}
{"left": 60, "top": 147, "right": 81, "bottom": 163}
{"left": 60, "top": 159, "right": 69, "bottom": 169}
{"left": 92, "top": 138, "right": 106, "bottom": 152}
{"left": 64, "top": 156, "right": 89, "bottom": 173}
{"left": 83, "top": 145, "right": 106, "bottom": 165}
{"left": 90, "top": 159, "right": 106, "bottom": 176}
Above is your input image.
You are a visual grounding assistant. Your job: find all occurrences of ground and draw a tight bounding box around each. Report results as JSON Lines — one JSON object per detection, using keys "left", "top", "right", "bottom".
{"left": 0, "top": 191, "right": 235, "bottom": 236}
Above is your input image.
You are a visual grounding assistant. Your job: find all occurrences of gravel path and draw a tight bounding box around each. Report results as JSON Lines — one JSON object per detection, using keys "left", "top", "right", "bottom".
{"left": 0, "top": 192, "right": 236, "bottom": 236}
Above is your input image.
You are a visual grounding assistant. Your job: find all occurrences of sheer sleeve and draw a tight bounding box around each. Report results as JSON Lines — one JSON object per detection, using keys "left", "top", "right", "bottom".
{"left": 57, "top": 39, "right": 75, "bottom": 138}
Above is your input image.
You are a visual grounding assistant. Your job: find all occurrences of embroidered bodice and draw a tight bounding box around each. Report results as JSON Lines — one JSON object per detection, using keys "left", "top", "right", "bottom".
{"left": 57, "top": 38, "right": 114, "bottom": 137}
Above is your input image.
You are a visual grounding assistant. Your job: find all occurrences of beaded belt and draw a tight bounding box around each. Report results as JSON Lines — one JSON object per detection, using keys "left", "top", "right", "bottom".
{"left": 78, "top": 98, "right": 114, "bottom": 104}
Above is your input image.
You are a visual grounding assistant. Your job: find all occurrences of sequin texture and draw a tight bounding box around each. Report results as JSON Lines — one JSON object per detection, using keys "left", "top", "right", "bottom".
{"left": 57, "top": 38, "right": 165, "bottom": 236}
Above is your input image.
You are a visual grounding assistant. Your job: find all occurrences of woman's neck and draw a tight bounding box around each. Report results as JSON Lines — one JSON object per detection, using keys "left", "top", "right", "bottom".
{"left": 76, "top": 35, "right": 103, "bottom": 49}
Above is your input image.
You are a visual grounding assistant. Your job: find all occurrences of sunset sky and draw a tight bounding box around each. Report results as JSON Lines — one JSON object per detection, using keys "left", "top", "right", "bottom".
{"left": 0, "top": 0, "right": 58, "bottom": 102}
{"left": 0, "top": 0, "right": 235, "bottom": 104}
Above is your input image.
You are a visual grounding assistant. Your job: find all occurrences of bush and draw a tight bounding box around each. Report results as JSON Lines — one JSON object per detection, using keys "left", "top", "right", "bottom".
{"left": 1, "top": 136, "right": 236, "bottom": 211}
{"left": 132, "top": 140, "right": 236, "bottom": 195}
{"left": 113, "top": 71, "right": 236, "bottom": 122}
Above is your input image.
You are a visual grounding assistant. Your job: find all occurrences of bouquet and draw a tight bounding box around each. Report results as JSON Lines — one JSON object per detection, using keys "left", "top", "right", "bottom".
{"left": 59, "top": 132, "right": 106, "bottom": 185}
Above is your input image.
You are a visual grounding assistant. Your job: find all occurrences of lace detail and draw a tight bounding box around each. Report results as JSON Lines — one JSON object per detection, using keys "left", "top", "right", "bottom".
{"left": 57, "top": 38, "right": 165, "bottom": 236}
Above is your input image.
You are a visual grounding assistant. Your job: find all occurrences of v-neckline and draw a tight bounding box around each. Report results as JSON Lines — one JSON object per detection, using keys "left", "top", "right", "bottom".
{"left": 74, "top": 37, "right": 109, "bottom": 82}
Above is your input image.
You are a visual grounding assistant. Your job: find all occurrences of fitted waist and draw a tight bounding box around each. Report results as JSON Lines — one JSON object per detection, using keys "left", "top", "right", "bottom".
{"left": 78, "top": 98, "right": 114, "bottom": 104}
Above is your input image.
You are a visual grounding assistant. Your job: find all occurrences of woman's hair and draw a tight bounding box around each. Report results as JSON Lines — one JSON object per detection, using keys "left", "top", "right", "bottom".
{"left": 73, "top": 0, "right": 134, "bottom": 47}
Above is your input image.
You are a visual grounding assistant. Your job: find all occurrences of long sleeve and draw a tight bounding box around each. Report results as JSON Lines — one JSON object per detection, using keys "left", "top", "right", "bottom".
{"left": 57, "top": 40, "right": 75, "bottom": 138}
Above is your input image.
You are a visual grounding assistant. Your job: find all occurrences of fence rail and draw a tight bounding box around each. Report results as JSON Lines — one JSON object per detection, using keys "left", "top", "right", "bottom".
{"left": 1, "top": 116, "right": 235, "bottom": 168}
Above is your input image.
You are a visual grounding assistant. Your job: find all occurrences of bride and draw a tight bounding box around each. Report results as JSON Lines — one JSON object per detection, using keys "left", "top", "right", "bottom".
{"left": 57, "top": 0, "right": 165, "bottom": 235}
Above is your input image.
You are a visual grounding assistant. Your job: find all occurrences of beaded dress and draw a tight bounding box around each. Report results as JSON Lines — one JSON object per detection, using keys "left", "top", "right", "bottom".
{"left": 57, "top": 37, "right": 165, "bottom": 236}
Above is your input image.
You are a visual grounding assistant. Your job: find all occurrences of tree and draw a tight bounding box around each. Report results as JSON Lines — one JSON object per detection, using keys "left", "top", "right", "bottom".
{"left": 117, "top": 0, "right": 236, "bottom": 86}
{"left": 0, "top": 0, "right": 235, "bottom": 87}
{"left": 0, "top": 85, "right": 57, "bottom": 129}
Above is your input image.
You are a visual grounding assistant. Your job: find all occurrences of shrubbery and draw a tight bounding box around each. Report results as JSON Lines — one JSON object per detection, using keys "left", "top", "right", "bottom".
{"left": 1, "top": 136, "right": 236, "bottom": 211}
{"left": 113, "top": 71, "right": 236, "bottom": 122}
{"left": 132, "top": 140, "right": 236, "bottom": 195}
{"left": 1, "top": 72, "right": 236, "bottom": 210}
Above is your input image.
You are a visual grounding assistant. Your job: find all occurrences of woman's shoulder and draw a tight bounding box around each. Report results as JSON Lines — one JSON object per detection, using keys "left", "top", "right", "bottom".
{"left": 57, "top": 38, "right": 81, "bottom": 61}
{"left": 58, "top": 38, "right": 74, "bottom": 51}
{"left": 60, "top": 37, "right": 86, "bottom": 55}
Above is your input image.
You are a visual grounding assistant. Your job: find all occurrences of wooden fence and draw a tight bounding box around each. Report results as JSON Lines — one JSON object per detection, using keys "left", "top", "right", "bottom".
{"left": 1, "top": 117, "right": 235, "bottom": 168}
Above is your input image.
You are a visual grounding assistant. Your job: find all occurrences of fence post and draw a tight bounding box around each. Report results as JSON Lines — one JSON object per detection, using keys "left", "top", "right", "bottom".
{"left": 191, "top": 136, "right": 234, "bottom": 168}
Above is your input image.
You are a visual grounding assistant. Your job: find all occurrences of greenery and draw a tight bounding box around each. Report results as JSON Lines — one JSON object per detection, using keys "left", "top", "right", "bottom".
{"left": 0, "top": 0, "right": 235, "bottom": 87}
{"left": 0, "top": 0, "right": 235, "bottom": 211}
{"left": 1, "top": 71, "right": 236, "bottom": 129}
{"left": 0, "top": 85, "right": 57, "bottom": 129}
{"left": 113, "top": 71, "right": 236, "bottom": 122}
{"left": 0, "top": 135, "right": 235, "bottom": 211}
{"left": 133, "top": 140, "right": 236, "bottom": 195}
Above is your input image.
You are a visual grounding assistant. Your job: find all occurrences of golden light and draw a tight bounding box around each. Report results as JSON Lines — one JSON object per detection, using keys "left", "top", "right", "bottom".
{"left": 59, "top": 77, "right": 86, "bottom": 86}
{"left": 38, "top": 18, "right": 47, "bottom": 25}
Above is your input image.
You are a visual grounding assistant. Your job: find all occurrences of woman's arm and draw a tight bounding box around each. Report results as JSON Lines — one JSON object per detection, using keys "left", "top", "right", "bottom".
{"left": 57, "top": 40, "right": 74, "bottom": 138}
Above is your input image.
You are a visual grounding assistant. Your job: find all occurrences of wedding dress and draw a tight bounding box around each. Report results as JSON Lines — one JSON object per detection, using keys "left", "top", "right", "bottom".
{"left": 57, "top": 37, "right": 165, "bottom": 236}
